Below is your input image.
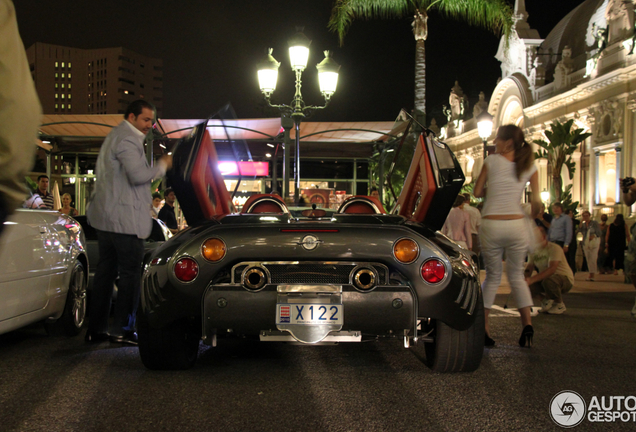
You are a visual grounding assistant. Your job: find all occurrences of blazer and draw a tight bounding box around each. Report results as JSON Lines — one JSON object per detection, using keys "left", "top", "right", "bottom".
{"left": 87, "top": 120, "right": 166, "bottom": 239}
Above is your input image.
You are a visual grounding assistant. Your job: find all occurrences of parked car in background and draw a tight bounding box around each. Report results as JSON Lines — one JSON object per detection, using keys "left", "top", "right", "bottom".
{"left": 0, "top": 209, "right": 89, "bottom": 336}
{"left": 74, "top": 216, "right": 171, "bottom": 292}
{"left": 137, "top": 121, "right": 483, "bottom": 373}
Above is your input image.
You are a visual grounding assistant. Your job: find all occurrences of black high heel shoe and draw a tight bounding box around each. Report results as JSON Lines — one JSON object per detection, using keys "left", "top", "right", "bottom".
{"left": 485, "top": 334, "right": 496, "bottom": 347}
{"left": 519, "top": 325, "right": 534, "bottom": 348}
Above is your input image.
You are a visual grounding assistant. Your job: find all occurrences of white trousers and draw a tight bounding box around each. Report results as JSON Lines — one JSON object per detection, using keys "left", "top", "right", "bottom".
{"left": 480, "top": 218, "right": 534, "bottom": 309}
{"left": 582, "top": 239, "right": 600, "bottom": 274}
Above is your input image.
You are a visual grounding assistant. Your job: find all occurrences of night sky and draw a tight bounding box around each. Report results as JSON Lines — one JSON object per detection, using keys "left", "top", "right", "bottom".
{"left": 15, "top": 0, "right": 586, "bottom": 125}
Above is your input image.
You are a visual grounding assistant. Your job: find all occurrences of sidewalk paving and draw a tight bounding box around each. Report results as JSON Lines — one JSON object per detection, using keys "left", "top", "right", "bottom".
{"left": 480, "top": 268, "right": 636, "bottom": 294}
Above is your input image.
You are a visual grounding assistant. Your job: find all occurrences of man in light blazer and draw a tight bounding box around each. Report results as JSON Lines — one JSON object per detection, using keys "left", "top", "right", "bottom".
{"left": 86, "top": 100, "right": 172, "bottom": 345}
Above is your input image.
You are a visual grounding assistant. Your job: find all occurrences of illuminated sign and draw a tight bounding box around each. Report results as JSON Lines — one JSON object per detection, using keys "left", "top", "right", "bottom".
{"left": 218, "top": 161, "right": 269, "bottom": 176}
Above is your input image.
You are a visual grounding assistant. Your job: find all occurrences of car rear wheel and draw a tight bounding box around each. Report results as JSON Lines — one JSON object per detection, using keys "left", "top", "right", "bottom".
{"left": 422, "top": 294, "right": 485, "bottom": 373}
{"left": 137, "top": 313, "right": 200, "bottom": 370}
{"left": 45, "top": 261, "right": 87, "bottom": 336}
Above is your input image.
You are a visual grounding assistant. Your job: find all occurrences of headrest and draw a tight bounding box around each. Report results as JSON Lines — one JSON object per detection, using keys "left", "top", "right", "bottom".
{"left": 337, "top": 195, "right": 386, "bottom": 214}
{"left": 242, "top": 194, "right": 289, "bottom": 214}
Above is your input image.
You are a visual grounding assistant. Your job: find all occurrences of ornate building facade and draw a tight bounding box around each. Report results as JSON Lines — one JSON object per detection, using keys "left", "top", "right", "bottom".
{"left": 443, "top": 0, "right": 636, "bottom": 218}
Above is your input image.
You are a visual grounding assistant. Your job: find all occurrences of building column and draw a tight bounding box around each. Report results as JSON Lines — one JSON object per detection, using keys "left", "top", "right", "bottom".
{"left": 615, "top": 147, "right": 622, "bottom": 203}
{"left": 571, "top": 151, "right": 581, "bottom": 206}
{"left": 538, "top": 159, "right": 548, "bottom": 195}
{"left": 595, "top": 151, "right": 601, "bottom": 205}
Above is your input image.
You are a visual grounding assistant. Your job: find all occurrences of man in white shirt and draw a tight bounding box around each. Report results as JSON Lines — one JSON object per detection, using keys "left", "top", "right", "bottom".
{"left": 86, "top": 100, "right": 172, "bottom": 345}
{"left": 462, "top": 193, "right": 481, "bottom": 255}
{"left": 525, "top": 225, "right": 574, "bottom": 314}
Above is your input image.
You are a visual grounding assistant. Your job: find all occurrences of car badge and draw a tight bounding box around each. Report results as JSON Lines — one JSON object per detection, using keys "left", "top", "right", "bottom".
{"left": 298, "top": 235, "right": 322, "bottom": 251}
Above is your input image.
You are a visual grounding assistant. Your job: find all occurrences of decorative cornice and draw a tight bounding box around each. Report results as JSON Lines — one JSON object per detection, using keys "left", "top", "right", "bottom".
{"left": 525, "top": 64, "right": 636, "bottom": 117}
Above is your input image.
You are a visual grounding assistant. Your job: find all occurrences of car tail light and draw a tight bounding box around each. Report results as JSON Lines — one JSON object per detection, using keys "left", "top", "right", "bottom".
{"left": 202, "top": 238, "right": 226, "bottom": 262}
{"left": 393, "top": 238, "right": 419, "bottom": 264}
{"left": 421, "top": 259, "right": 445, "bottom": 284}
{"left": 174, "top": 257, "right": 198, "bottom": 282}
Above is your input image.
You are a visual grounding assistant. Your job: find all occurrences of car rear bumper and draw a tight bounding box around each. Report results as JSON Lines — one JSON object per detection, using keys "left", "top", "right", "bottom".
{"left": 202, "top": 284, "right": 415, "bottom": 344}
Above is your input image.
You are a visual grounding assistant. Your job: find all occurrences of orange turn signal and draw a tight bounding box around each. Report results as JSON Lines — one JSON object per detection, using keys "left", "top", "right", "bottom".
{"left": 393, "top": 238, "right": 419, "bottom": 264}
{"left": 201, "top": 238, "right": 226, "bottom": 262}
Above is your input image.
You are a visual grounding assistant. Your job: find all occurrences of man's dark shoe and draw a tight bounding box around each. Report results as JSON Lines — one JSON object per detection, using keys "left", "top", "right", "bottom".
{"left": 85, "top": 331, "right": 110, "bottom": 343}
{"left": 110, "top": 331, "right": 138, "bottom": 346}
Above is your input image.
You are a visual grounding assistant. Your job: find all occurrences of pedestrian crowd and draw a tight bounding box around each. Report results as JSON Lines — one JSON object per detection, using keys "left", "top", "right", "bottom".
{"left": 441, "top": 124, "right": 636, "bottom": 348}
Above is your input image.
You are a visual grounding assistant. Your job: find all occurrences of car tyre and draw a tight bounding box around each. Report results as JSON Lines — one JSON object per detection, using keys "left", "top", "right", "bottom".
{"left": 45, "top": 261, "right": 87, "bottom": 336}
{"left": 138, "top": 313, "right": 200, "bottom": 370}
{"left": 423, "top": 294, "right": 485, "bottom": 373}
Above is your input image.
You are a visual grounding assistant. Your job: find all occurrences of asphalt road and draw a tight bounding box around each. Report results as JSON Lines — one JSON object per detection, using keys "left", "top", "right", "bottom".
{"left": 1, "top": 290, "right": 635, "bottom": 432}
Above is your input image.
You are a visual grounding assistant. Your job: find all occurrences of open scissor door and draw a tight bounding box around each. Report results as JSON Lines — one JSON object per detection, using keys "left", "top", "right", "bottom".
{"left": 394, "top": 131, "right": 465, "bottom": 231}
{"left": 168, "top": 122, "right": 233, "bottom": 226}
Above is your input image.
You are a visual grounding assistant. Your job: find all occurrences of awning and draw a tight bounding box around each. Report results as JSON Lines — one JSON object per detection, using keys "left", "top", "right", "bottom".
{"left": 295, "top": 121, "right": 396, "bottom": 143}
{"left": 39, "top": 114, "right": 121, "bottom": 139}
{"left": 158, "top": 118, "right": 283, "bottom": 140}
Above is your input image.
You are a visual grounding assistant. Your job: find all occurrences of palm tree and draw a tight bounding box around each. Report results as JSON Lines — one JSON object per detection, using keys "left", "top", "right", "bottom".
{"left": 328, "top": 0, "right": 514, "bottom": 124}
{"left": 533, "top": 119, "right": 591, "bottom": 205}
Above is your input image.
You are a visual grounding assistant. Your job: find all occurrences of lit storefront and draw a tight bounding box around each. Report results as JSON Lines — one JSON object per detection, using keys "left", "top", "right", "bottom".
{"left": 36, "top": 116, "right": 399, "bottom": 213}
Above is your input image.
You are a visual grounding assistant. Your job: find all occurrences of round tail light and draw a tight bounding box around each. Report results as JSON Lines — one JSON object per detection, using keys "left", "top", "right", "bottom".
{"left": 174, "top": 257, "right": 199, "bottom": 282}
{"left": 393, "top": 238, "right": 419, "bottom": 264}
{"left": 421, "top": 259, "right": 445, "bottom": 284}
{"left": 202, "top": 238, "right": 226, "bottom": 262}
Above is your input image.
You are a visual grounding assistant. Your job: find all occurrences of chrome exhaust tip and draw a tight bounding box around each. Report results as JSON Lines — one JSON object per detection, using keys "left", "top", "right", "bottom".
{"left": 353, "top": 268, "right": 376, "bottom": 290}
{"left": 243, "top": 267, "right": 267, "bottom": 290}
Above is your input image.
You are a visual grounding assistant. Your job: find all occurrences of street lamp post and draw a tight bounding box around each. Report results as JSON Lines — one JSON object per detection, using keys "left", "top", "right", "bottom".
{"left": 476, "top": 110, "right": 494, "bottom": 160}
{"left": 257, "top": 29, "right": 340, "bottom": 204}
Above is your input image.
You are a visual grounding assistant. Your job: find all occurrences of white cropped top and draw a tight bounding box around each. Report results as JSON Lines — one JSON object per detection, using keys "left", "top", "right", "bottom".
{"left": 481, "top": 154, "right": 537, "bottom": 217}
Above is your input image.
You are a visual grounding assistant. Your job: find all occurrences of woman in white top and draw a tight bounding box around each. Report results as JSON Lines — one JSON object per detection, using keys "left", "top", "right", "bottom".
{"left": 474, "top": 125, "right": 541, "bottom": 348}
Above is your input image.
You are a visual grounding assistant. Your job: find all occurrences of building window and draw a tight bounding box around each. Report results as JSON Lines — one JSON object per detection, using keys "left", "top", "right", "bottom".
{"left": 68, "top": 104, "right": 71, "bottom": 110}
{"left": 68, "top": 94, "right": 71, "bottom": 100}
{"left": 55, "top": 73, "right": 58, "bottom": 79}
{"left": 140, "top": 83, "right": 144, "bottom": 88}
{"left": 61, "top": 104, "right": 65, "bottom": 109}
{"left": 55, "top": 83, "right": 58, "bottom": 89}
{"left": 61, "top": 83, "right": 65, "bottom": 88}
{"left": 55, "top": 104, "right": 58, "bottom": 110}
{"left": 68, "top": 73, "right": 72, "bottom": 79}
{"left": 61, "top": 73, "right": 65, "bottom": 78}
{"left": 55, "top": 62, "right": 58, "bottom": 68}
{"left": 68, "top": 83, "right": 71, "bottom": 89}
{"left": 61, "top": 94, "right": 65, "bottom": 99}
{"left": 55, "top": 93, "right": 58, "bottom": 99}
{"left": 61, "top": 62, "right": 65, "bottom": 68}
{"left": 68, "top": 62, "right": 72, "bottom": 69}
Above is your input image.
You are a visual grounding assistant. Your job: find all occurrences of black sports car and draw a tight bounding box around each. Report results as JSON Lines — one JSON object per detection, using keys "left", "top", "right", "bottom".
{"left": 138, "top": 121, "right": 483, "bottom": 372}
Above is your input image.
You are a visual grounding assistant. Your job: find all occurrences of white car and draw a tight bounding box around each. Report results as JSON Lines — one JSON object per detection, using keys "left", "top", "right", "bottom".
{"left": 0, "top": 209, "right": 89, "bottom": 336}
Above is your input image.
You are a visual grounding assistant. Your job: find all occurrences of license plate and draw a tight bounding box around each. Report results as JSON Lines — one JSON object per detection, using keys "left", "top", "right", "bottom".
{"left": 276, "top": 303, "right": 343, "bottom": 325}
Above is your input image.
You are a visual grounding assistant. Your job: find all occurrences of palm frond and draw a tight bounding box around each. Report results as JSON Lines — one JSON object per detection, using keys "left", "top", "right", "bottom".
{"left": 433, "top": 0, "right": 513, "bottom": 39}
{"left": 328, "top": 0, "right": 424, "bottom": 45}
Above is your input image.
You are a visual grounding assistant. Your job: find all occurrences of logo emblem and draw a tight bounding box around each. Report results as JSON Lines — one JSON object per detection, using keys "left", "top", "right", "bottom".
{"left": 298, "top": 235, "right": 321, "bottom": 251}
{"left": 550, "top": 391, "right": 586, "bottom": 428}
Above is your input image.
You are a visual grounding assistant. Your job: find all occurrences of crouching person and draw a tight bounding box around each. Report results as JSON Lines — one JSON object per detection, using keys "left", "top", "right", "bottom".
{"left": 524, "top": 225, "right": 575, "bottom": 314}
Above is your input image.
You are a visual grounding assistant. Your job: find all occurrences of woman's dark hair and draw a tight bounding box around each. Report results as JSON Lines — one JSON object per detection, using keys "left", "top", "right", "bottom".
{"left": 496, "top": 124, "right": 534, "bottom": 179}
{"left": 614, "top": 213, "right": 625, "bottom": 226}
{"left": 452, "top": 195, "right": 465, "bottom": 207}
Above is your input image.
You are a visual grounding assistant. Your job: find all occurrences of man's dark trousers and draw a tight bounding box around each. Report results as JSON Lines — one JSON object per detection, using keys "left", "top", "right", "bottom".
{"left": 88, "top": 229, "right": 144, "bottom": 337}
